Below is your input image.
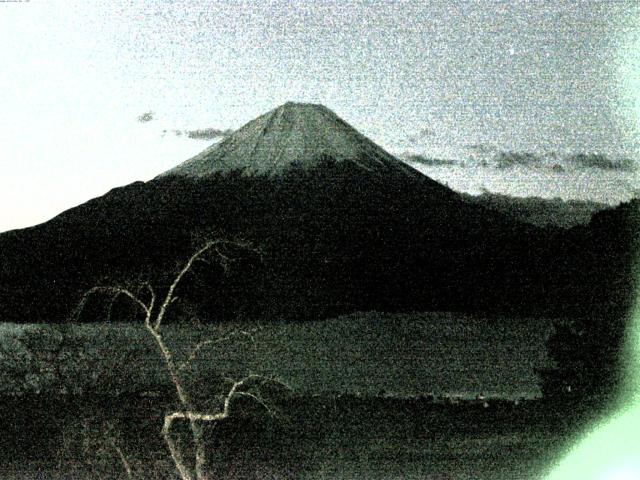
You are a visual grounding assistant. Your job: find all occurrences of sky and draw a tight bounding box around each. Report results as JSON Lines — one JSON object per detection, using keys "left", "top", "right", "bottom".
{"left": 1, "top": 0, "right": 639, "bottom": 232}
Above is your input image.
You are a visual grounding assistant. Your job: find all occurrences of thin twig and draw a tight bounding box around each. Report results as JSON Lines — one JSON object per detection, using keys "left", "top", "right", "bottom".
{"left": 155, "top": 241, "right": 222, "bottom": 330}
{"left": 73, "top": 286, "right": 150, "bottom": 322}
{"left": 108, "top": 436, "right": 134, "bottom": 480}
{"left": 72, "top": 239, "right": 267, "bottom": 480}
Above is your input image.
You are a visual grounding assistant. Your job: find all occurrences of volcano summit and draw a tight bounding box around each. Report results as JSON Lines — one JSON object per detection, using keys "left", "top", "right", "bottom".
{"left": 161, "top": 102, "right": 419, "bottom": 178}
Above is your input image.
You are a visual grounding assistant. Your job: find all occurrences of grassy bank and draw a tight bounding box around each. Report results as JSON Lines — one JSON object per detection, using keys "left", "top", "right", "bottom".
{"left": 0, "top": 393, "right": 603, "bottom": 479}
{"left": 0, "top": 311, "right": 554, "bottom": 400}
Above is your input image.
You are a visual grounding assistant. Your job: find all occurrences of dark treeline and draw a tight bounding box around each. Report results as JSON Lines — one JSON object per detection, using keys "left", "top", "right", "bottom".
{"left": 0, "top": 157, "right": 637, "bottom": 326}
{"left": 461, "top": 191, "right": 608, "bottom": 228}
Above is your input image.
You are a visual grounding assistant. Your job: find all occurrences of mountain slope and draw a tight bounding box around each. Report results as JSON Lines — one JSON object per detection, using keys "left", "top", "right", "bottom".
{"left": 161, "top": 102, "right": 420, "bottom": 178}
{"left": 0, "top": 103, "right": 636, "bottom": 325}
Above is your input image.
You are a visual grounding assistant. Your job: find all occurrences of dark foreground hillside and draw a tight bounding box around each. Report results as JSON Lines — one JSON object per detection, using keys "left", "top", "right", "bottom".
{"left": 0, "top": 159, "right": 532, "bottom": 323}
{"left": 0, "top": 159, "right": 637, "bottom": 325}
{"left": 0, "top": 393, "right": 605, "bottom": 480}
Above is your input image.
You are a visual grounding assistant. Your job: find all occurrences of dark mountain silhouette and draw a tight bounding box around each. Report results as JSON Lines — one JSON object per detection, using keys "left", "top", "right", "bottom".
{"left": 0, "top": 103, "right": 637, "bottom": 325}
{"left": 462, "top": 191, "right": 609, "bottom": 229}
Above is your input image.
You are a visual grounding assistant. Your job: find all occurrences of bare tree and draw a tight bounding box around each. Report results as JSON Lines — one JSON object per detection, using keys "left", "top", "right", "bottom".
{"left": 74, "top": 240, "right": 287, "bottom": 480}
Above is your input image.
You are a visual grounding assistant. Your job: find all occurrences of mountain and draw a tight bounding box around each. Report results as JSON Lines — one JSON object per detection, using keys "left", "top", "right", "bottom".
{"left": 0, "top": 103, "right": 636, "bottom": 325}
{"left": 461, "top": 191, "right": 609, "bottom": 229}
{"left": 161, "top": 102, "right": 419, "bottom": 178}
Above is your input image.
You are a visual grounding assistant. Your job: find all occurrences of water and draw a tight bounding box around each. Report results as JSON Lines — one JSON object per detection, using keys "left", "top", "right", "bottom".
{"left": 0, "top": 311, "right": 554, "bottom": 399}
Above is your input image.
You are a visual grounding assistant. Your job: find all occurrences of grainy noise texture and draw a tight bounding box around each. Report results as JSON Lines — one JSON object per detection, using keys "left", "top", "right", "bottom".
{"left": 0, "top": 1, "right": 638, "bottom": 479}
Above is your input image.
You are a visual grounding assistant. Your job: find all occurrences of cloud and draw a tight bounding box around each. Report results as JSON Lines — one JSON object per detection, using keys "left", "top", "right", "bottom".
{"left": 465, "top": 143, "right": 500, "bottom": 154}
{"left": 462, "top": 145, "right": 636, "bottom": 172}
{"left": 463, "top": 144, "right": 544, "bottom": 168}
{"left": 185, "top": 127, "right": 233, "bottom": 140}
{"left": 493, "top": 151, "right": 541, "bottom": 169}
{"left": 137, "top": 111, "right": 154, "bottom": 123}
{"left": 161, "top": 127, "right": 232, "bottom": 140}
{"left": 161, "top": 129, "right": 183, "bottom": 137}
{"left": 403, "top": 154, "right": 457, "bottom": 167}
{"left": 566, "top": 153, "right": 636, "bottom": 171}
{"left": 407, "top": 127, "right": 437, "bottom": 144}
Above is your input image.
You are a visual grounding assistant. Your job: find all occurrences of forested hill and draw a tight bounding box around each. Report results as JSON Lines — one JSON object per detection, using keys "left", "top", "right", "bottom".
{"left": 462, "top": 191, "right": 609, "bottom": 229}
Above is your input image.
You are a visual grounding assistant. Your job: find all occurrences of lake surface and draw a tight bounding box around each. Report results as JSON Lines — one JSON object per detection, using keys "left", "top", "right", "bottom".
{"left": 0, "top": 312, "right": 555, "bottom": 399}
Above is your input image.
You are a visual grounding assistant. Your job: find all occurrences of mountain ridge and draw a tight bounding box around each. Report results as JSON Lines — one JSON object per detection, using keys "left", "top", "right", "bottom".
{"left": 0, "top": 103, "right": 636, "bottom": 325}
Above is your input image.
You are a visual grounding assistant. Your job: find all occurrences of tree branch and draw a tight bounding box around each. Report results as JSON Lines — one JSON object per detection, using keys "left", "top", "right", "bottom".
{"left": 161, "top": 413, "right": 194, "bottom": 480}
{"left": 70, "top": 239, "right": 265, "bottom": 480}
{"left": 73, "top": 286, "right": 150, "bottom": 322}
{"left": 107, "top": 435, "right": 134, "bottom": 480}
{"left": 233, "top": 391, "right": 275, "bottom": 416}
{"left": 155, "top": 241, "right": 218, "bottom": 330}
